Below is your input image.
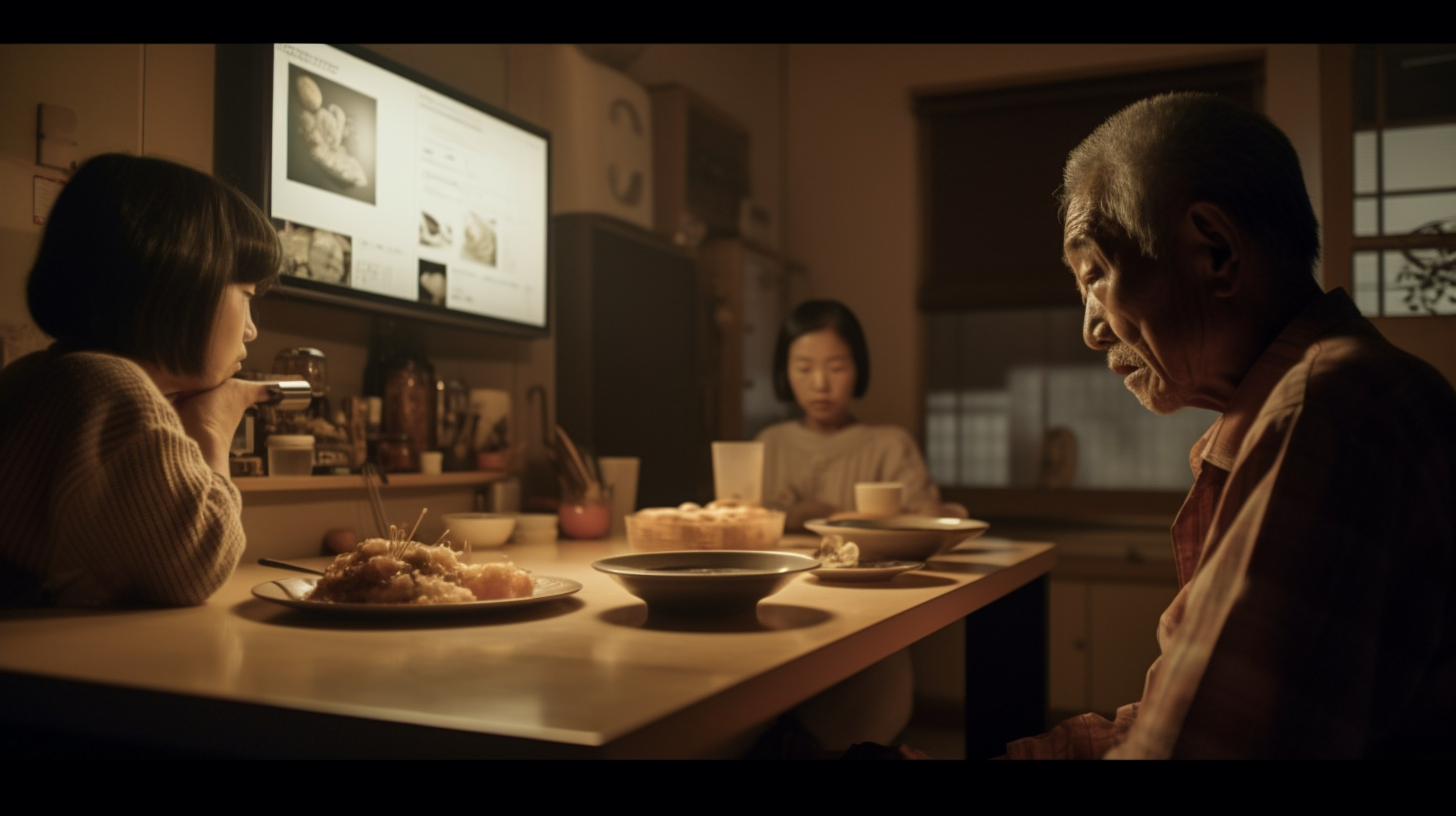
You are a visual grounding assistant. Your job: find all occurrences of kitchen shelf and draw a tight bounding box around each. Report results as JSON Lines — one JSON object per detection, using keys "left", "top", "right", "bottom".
{"left": 234, "top": 471, "right": 507, "bottom": 494}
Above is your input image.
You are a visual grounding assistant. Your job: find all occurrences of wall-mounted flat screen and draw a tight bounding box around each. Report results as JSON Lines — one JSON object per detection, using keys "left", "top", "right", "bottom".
{"left": 216, "top": 44, "right": 550, "bottom": 336}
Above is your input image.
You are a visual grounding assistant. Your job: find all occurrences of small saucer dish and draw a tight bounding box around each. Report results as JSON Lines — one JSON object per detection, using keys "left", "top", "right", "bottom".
{"left": 592, "top": 550, "right": 818, "bottom": 616}
{"left": 810, "top": 560, "right": 924, "bottom": 583}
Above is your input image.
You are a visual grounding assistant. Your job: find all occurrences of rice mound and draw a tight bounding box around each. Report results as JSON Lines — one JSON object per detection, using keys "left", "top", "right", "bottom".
{"left": 308, "top": 539, "right": 533, "bottom": 604}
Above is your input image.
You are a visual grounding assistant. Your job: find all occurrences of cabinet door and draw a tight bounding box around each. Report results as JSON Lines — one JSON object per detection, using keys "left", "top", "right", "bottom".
{"left": 698, "top": 239, "right": 801, "bottom": 441}
{"left": 1048, "top": 579, "right": 1090, "bottom": 713}
{"left": 1049, "top": 578, "right": 1179, "bottom": 716}
{"left": 1088, "top": 582, "right": 1179, "bottom": 714}
{"left": 554, "top": 214, "right": 711, "bottom": 507}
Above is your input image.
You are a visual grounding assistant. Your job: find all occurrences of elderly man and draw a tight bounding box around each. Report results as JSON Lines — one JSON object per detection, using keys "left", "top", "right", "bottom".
{"left": 1007, "top": 93, "right": 1456, "bottom": 759}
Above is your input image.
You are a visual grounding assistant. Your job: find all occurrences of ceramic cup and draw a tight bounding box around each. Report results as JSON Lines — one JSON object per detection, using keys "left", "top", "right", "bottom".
{"left": 855, "top": 482, "right": 903, "bottom": 516}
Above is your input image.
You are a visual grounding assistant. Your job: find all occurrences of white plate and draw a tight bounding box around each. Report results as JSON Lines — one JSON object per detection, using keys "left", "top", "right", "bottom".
{"left": 804, "top": 516, "right": 990, "bottom": 562}
{"left": 251, "top": 575, "right": 583, "bottom": 616}
{"left": 811, "top": 560, "right": 924, "bottom": 583}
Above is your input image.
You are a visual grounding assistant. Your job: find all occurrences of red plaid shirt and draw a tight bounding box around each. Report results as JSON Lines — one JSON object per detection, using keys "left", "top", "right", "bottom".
{"left": 1009, "top": 290, "right": 1456, "bottom": 759}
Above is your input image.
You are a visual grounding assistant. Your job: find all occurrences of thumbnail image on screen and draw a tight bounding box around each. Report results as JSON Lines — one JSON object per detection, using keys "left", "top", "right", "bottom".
{"left": 286, "top": 65, "right": 377, "bottom": 206}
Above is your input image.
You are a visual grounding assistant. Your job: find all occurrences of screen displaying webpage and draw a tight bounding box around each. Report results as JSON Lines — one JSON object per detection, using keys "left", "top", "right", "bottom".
{"left": 269, "top": 44, "right": 549, "bottom": 329}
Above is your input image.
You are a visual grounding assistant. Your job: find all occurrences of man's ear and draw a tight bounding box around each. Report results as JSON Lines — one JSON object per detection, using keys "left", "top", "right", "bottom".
{"left": 1183, "top": 202, "right": 1242, "bottom": 296}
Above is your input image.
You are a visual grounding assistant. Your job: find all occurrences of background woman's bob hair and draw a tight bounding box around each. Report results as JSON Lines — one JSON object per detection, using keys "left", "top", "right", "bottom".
{"left": 26, "top": 153, "right": 282, "bottom": 378}
{"left": 772, "top": 299, "right": 871, "bottom": 402}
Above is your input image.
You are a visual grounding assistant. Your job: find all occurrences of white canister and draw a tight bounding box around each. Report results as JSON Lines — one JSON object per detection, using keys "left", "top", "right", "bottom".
{"left": 266, "top": 434, "right": 316, "bottom": 477}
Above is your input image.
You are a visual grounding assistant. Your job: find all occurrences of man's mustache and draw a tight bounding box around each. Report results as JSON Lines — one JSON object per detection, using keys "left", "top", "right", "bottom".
{"left": 1107, "top": 343, "right": 1143, "bottom": 369}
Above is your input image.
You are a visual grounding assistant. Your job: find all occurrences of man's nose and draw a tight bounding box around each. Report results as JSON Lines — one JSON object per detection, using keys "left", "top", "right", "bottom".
{"left": 1083, "top": 299, "right": 1113, "bottom": 350}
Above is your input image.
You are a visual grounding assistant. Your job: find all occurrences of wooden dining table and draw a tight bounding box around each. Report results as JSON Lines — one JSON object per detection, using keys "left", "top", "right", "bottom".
{"left": 0, "top": 534, "right": 1054, "bottom": 759}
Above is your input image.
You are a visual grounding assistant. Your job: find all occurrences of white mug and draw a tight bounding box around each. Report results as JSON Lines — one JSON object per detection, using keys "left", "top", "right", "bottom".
{"left": 855, "top": 482, "right": 902, "bottom": 516}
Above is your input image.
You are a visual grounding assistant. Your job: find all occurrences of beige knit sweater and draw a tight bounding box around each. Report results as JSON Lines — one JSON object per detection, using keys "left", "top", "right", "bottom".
{"left": 755, "top": 421, "right": 941, "bottom": 516}
{"left": 0, "top": 349, "right": 245, "bottom": 606}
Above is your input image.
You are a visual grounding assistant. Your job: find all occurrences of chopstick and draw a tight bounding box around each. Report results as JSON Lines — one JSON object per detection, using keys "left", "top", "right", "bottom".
{"left": 362, "top": 463, "right": 389, "bottom": 538}
{"left": 554, "top": 425, "right": 600, "bottom": 500}
{"left": 258, "top": 558, "right": 326, "bottom": 576}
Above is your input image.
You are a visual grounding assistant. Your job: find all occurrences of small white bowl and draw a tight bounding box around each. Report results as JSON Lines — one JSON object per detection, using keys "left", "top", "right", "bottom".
{"left": 442, "top": 513, "right": 516, "bottom": 548}
{"left": 509, "top": 513, "right": 557, "bottom": 544}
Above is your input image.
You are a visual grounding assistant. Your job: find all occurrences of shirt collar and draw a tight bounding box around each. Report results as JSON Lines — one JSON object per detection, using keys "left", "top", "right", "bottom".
{"left": 1195, "top": 288, "right": 1362, "bottom": 472}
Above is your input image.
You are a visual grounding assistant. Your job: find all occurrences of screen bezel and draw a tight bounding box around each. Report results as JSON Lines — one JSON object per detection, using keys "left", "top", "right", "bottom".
{"left": 214, "top": 43, "right": 552, "bottom": 338}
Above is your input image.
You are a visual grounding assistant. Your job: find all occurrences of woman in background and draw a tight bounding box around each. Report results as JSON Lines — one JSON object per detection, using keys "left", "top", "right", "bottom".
{"left": 0, "top": 154, "right": 280, "bottom": 607}
{"left": 757, "top": 300, "right": 962, "bottom": 531}
{"left": 753, "top": 300, "right": 960, "bottom": 755}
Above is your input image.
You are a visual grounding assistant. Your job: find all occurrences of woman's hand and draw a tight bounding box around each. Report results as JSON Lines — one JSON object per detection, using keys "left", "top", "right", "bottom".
{"left": 171, "top": 378, "right": 272, "bottom": 476}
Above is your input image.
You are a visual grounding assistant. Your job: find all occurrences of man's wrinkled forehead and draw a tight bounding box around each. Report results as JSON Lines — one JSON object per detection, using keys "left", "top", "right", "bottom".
{"left": 1061, "top": 193, "right": 1104, "bottom": 269}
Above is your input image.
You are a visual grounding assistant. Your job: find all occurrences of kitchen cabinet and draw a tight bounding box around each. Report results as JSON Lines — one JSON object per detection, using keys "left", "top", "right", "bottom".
{"left": 696, "top": 238, "right": 805, "bottom": 441}
{"left": 986, "top": 519, "right": 1179, "bottom": 718}
{"left": 1049, "top": 578, "right": 1178, "bottom": 716}
{"left": 553, "top": 213, "right": 711, "bottom": 508}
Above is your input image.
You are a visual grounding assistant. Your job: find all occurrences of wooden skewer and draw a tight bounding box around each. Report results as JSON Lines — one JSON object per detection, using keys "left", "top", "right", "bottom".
{"left": 405, "top": 507, "right": 427, "bottom": 545}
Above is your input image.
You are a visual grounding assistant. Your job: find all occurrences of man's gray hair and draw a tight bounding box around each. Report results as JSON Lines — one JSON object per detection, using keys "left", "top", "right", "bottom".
{"left": 1061, "top": 92, "right": 1320, "bottom": 274}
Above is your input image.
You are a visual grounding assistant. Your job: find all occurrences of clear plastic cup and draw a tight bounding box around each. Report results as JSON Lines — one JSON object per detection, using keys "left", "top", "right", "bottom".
{"left": 711, "top": 441, "right": 764, "bottom": 506}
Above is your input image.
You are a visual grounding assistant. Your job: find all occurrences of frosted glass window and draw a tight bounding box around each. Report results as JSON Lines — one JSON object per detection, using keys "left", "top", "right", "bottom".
{"left": 958, "top": 390, "right": 1010, "bottom": 487}
{"left": 926, "top": 391, "right": 958, "bottom": 486}
{"left": 1038, "top": 365, "right": 1212, "bottom": 490}
{"left": 926, "top": 308, "right": 1213, "bottom": 492}
{"left": 1388, "top": 247, "right": 1456, "bottom": 316}
{"left": 1354, "top": 130, "right": 1379, "bottom": 194}
{"left": 1355, "top": 249, "right": 1456, "bottom": 318}
{"left": 1382, "top": 124, "right": 1456, "bottom": 192}
{"left": 1354, "top": 198, "right": 1380, "bottom": 236}
{"left": 1352, "top": 251, "right": 1382, "bottom": 315}
{"left": 1383, "top": 193, "right": 1456, "bottom": 235}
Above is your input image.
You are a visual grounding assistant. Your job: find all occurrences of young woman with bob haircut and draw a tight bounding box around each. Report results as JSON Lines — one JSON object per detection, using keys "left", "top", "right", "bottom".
{"left": 0, "top": 154, "right": 281, "bottom": 607}
{"left": 756, "top": 299, "right": 959, "bottom": 531}
{"left": 751, "top": 300, "right": 962, "bottom": 755}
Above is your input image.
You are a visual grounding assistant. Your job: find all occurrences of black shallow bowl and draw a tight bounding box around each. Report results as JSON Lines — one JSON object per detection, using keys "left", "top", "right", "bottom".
{"left": 592, "top": 550, "right": 819, "bottom": 616}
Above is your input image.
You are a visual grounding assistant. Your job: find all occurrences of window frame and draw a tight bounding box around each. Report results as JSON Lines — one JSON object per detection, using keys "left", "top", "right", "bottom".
{"left": 1320, "top": 45, "right": 1456, "bottom": 317}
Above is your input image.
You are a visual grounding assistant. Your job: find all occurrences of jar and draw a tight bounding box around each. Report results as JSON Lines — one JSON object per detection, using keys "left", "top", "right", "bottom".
{"left": 266, "top": 434, "right": 316, "bottom": 477}
{"left": 558, "top": 487, "right": 612, "bottom": 540}
{"left": 378, "top": 434, "right": 415, "bottom": 472}
{"left": 384, "top": 358, "right": 435, "bottom": 470}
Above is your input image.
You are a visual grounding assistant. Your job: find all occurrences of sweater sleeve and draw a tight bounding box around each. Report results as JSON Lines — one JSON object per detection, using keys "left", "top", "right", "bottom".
{"left": 46, "top": 356, "right": 245, "bottom": 606}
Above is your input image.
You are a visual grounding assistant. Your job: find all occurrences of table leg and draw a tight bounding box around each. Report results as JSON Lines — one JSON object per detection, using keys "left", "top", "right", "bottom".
{"left": 963, "top": 575, "right": 1048, "bottom": 759}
